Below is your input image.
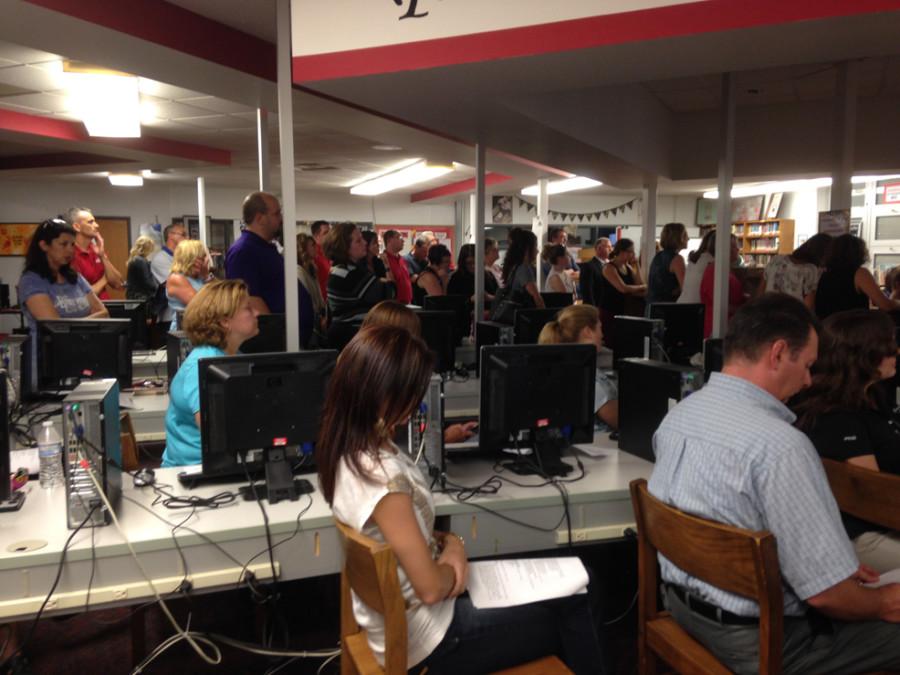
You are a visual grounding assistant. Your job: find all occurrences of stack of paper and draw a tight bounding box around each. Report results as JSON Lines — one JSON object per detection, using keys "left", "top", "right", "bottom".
{"left": 467, "top": 557, "right": 589, "bottom": 609}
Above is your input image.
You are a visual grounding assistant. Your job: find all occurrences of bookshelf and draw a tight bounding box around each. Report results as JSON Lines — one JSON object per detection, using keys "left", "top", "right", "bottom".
{"left": 709, "top": 218, "right": 795, "bottom": 267}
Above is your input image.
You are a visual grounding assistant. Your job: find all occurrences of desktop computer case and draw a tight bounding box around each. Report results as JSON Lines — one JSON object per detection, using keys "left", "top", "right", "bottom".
{"left": 62, "top": 379, "right": 122, "bottom": 529}
{"left": 408, "top": 374, "right": 444, "bottom": 486}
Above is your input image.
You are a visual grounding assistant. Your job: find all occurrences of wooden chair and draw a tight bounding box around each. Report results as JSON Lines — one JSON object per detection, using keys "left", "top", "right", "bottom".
{"left": 629, "top": 479, "right": 783, "bottom": 675}
{"left": 822, "top": 458, "right": 900, "bottom": 530}
{"left": 334, "top": 520, "right": 572, "bottom": 675}
{"left": 119, "top": 411, "right": 139, "bottom": 472}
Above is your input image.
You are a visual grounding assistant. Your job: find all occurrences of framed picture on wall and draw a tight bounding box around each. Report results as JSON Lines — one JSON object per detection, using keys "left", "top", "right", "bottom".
{"left": 766, "top": 192, "right": 784, "bottom": 219}
{"left": 731, "top": 195, "right": 765, "bottom": 222}
{"left": 695, "top": 198, "right": 717, "bottom": 225}
{"left": 0, "top": 223, "right": 38, "bottom": 256}
{"left": 492, "top": 195, "right": 513, "bottom": 224}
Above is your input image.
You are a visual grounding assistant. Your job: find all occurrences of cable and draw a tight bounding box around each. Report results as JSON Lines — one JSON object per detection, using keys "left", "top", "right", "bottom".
{"left": 84, "top": 510, "right": 97, "bottom": 614}
{"left": 237, "top": 493, "right": 313, "bottom": 589}
{"left": 602, "top": 591, "right": 638, "bottom": 626}
{"left": 207, "top": 633, "right": 341, "bottom": 659}
{"left": 317, "top": 650, "right": 341, "bottom": 675}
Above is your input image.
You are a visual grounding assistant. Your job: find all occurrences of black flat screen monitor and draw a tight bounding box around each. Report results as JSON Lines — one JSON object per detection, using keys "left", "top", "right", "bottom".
{"left": 474, "top": 320, "right": 513, "bottom": 374}
{"left": 613, "top": 316, "right": 664, "bottom": 369}
{"left": 513, "top": 308, "right": 560, "bottom": 345}
{"left": 540, "top": 292, "right": 574, "bottom": 309}
{"left": 36, "top": 319, "right": 132, "bottom": 392}
{"left": 0, "top": 370, "right": 24, "bottom": 512}
{"left": 415, "top": 310, "right": 456, "bottom": 373}
{"left": 198, "top": 350, "right": 337, "bottom": 503}
{"left": 479, "top": 344, "right": 596, "bottom": 476}
{"left": 423, "top": 295, "right": 470, "bottom": 345}
{"left": 103, "top": 300, "right": 149, "bottom": 350}
{"left": 648, "top": 302, "right": 705, "bottom": 365}
{"left": 240, "top": 313, "right": 286, "bottom": 354}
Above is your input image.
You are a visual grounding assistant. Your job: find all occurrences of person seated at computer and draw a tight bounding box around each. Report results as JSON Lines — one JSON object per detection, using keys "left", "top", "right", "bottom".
{"left": 316, "top": 325, "right": 605, "bottom": 674}
{"left": 646, "top": 222, "right": 688, "bottom": 305}
{"left": 18, "top": 218, "right": 109, "bottom": 385}
{"left": 500, "top": 228, "right": 545, "bottom": 311}
{"left": 162, "top": 279, "right": 259, "bottom": 468}
{"left": 325, "top": 222, "right": 391, "bottom": 323}
{"left": 538, "top": 304, "right": 618, "bottom": 431}
{"left": 413, "top": 243, "right": 451, "bottom": 305}
{"left": 597, "top": 238, "right": 645, "bottom": 347}
{"left": 792, "top": 309, "right": 900, "bottom": 572}
{"left": 166, "top": 240, "right": 211, "bottom": 331}
{"left": 544, "top": 244, "right": 577, "bottom": 299}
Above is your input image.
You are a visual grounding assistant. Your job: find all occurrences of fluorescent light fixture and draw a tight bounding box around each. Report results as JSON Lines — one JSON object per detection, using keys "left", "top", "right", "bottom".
{"left": 108, "top": 173, "right": 143, "bottom": 187}
{"left": 521, "top": 176, "right": 603, "bottom": 196}
{"left": 703, "top": 178, "right": 832, "bottom": 199}
{"left": 64, "top": 63, "right": 141, "bottom": 138}
{"left": 852, "top": 174, "right": 900, "bottom": 184}
{"left": 350, "top": 160, "right": 453, "bottom": 196}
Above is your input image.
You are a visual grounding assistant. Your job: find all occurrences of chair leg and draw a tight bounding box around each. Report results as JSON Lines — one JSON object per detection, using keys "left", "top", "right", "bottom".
{"left": 340, "top": 640, "right": 358, "bottom": 675}
{"left": 637, "top": 634, "right": 658, "bottom": 675}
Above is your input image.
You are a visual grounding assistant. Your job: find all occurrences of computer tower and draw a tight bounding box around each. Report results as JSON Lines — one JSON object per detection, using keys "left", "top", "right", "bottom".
{"left": 613, "top": 316, "right": 664, "bottom": 369}
{"left": 62, "top": 379, "right": 122, "bottom": 528}
{"left": 618, "top": 358, "right": 703, "bottom": 463}
{"left": 408, "top": 374, "right": 444, "bottom": 487}
{"left": 648, "top": 302, "right": 705, "bottom": 365}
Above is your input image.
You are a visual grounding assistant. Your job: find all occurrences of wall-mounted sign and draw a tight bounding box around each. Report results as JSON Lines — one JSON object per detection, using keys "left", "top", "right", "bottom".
{"left": 818, "top": 209, "right": 851, "bottom": 236}
{"left": 0, "top": 223, "right": 38, "bottom": 256}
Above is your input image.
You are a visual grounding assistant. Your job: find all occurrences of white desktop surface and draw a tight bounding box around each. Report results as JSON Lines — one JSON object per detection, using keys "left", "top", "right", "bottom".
{"left": 0, "top": 433, "right": 650, "bottom": 621}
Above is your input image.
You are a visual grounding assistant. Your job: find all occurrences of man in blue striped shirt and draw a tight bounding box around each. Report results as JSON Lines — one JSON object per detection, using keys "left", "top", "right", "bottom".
{"left": 650, "top": 293, "right": 900, "bottom": 673}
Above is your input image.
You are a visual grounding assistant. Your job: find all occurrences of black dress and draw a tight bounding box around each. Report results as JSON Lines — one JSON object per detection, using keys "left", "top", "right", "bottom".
{"left": 815, "top": 267, "right": 868, "bottom": 319}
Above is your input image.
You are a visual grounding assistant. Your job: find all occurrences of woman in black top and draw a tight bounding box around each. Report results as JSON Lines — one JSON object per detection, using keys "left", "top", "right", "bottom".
{"left": 792, "top": 309, "right": 900, "bottom": 572}
{"left": 598, "top": 238, "right": 646, "bottom": 347}
{"left": 447, "top": 243, "right": 498, "bottom": 307}
{"left": 413, "top": 243, "right": 450, "bottom": 306}
{"left": 361, "top": 230, "right": 389, "bottom": 281}
{"left": 815, "top": 234, "right": 899, "bottom": 319}
{"left": 646, "top": 222, "right": 687, "bottom": 305}
{"left": 126, "top": 235, "right": 158, "bottom": 302}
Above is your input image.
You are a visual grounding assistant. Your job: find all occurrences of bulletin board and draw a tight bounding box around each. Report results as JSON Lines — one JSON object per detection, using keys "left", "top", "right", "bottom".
{"left": 0, "top": 223, "right": 38, "bottom": 256}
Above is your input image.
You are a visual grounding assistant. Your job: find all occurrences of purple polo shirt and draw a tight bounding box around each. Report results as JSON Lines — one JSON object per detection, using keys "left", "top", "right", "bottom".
{"left": 225, "top": 229, "right": 285, "bottom": 313}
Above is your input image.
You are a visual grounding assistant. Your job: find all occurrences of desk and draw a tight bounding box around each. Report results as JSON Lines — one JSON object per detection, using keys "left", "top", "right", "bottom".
{"left": 0, "top": 434, "right": 651, "bottom": 622}
{"left": 131, "top": 350, "right": 167, "bottom": 382}
{"left": 122, "top": 393, "right": 168, "bottom": 443}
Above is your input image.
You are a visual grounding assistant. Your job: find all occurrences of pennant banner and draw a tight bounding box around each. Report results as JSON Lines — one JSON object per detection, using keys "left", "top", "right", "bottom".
{"left": 515, "top": 196, "right": 639, "bottom": 223}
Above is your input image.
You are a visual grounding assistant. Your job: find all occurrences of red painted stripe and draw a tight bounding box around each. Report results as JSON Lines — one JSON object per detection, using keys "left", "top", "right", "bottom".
{"left": 292, "top": 0, "right": 900, "bottom": 82}
{"left": 0, "top": 152, "right": 131, "bottom": 171}
{"left": 410, "top": 173, "right": 511, "bottom": 203}
{"left": 0, "top": 108, "right": 231, "bottom": 165}
{"left": 24, "top": 0, "right": 276, "bottom": 81}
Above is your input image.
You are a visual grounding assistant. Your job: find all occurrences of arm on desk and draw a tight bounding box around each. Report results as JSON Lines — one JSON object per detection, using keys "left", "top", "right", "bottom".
{"left": 372, "top": 493, "right": 467, "bottom": 604}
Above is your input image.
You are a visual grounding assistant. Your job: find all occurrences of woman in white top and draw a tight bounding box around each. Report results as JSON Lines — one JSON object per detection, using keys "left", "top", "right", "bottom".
{"left": 764, "top": 232, "right": 832, "bottom": 310}
{"left": 316, "top": 326, "right": 604, "bottom": 674}
{"left": 678, "top": 229, "right": 716, "bottom": 304}
{"left": 544, "top": 244, "right": 577, "bottom": 299}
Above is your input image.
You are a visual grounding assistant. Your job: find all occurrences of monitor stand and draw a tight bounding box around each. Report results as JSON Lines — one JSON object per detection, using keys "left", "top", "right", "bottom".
{"left": 504, "top": 428, "right": 573, "bottom": 478}
{"left": 238, "top": 447, "right": 314, "bottom": 505}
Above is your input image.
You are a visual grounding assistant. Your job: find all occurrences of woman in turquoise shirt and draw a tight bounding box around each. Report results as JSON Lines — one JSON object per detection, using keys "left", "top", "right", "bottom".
{"left": 162, "top": 279, "right": 259, "bottom": 467}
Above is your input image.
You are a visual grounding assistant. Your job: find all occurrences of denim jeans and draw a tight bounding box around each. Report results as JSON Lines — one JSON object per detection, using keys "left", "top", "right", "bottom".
{"left": 413, "top": 593, "right": 605, "bottom": 675}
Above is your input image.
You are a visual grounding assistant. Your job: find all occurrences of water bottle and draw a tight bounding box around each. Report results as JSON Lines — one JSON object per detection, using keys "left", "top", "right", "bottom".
{"left": 37, "top": 420, "right": 64, "bottom": 489}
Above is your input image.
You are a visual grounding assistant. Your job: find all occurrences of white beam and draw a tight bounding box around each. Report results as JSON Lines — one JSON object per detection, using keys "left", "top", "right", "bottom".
{"left": 641, "top": 177, "right": 657, "bottom": 282}
{"left": 474, "top": 144, "right": 486, "bottom": 326}
{"left": 257, "top": 108, "right": 271, "bottom": 192}
{"left": 831, "top": 61, "right": 858, "bottom": 211}
{"left": 713, "top": 73, "right": 736, "bottom": 339}
{"left": 196, "top": 176, "right": 207, "bottom": 248}
{"left": 536, "top": 179, "right": 549, "bottom": 291}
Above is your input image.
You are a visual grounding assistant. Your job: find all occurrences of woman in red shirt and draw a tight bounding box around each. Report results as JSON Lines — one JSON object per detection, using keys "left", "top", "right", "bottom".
{"left": 699, "top": 235, "right": 746, "bottom": 337}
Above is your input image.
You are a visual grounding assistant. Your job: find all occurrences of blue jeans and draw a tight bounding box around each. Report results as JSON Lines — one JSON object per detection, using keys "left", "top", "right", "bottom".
{"left": 414, "top": 593, "right": 605, "bottom": 675}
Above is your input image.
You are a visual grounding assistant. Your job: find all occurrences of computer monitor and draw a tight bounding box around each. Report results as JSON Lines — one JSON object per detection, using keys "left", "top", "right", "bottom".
{"left": 36, "top": 319, "right": 132, "bottom": 392}
{"left": 415, "top": 310, "right": 457, "bottom": 374}
{"left": 513, "top": 308, "right": 560, "bottom": 344}
{"left": 474, "top": 320, "right": 514, "bottom": 374}
{"left": 612, "top": 316, "right": 664, "bottom": 369}
{"left": 648, "top": 302, "right": 705, "bottom": 365}
{"left": 198, "top": 350, "right": 337, "bottom": 503}
{"left": 540, "top": 292, "right": 574, "bottom": 309}
{"left": 240, "top": 313, "right": 286, "bottom": 354}
{"left": 0, "top": 370, "right": 24, "bottom": 512}
{"left": 479, "top": 344, "right": 596, "bottom": 476}
{"left": 703, "top": 338, "right": 724, "bottom": 382}
{"left": 423, "top": 295, "right": 470, "bottom": 345}
{"left": 103, "top": 300, "right": 150, "bottom": 350}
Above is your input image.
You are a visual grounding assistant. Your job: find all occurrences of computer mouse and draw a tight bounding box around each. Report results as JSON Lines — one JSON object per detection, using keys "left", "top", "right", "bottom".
{"left": 133, "top": 468, "right": 156, "bottom": 487}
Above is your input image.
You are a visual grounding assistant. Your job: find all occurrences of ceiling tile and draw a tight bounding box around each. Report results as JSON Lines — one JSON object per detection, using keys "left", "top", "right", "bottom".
{"left": 176, "top": 96, "right": 253, "bottom": 114}
{"left": 0, "top": 92, "right": 69, "bottom": 113}
{"left": 0, "top": 43, "right": 60, "bottom": 65}
{"left": 173, "top": 114, "right": 255, "bottom": 129}
{"left": 0, "top": 63, "right": 64, "bottom": 91}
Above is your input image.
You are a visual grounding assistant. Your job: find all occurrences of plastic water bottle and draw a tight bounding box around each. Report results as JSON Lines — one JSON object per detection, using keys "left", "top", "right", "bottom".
{"left": 37, "top": 420, "right": 64, "bottom": 489}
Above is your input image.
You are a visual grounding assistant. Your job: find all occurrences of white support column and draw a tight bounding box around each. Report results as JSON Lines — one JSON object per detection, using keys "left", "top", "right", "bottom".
{"left": 536, "top": 179, "right": 549, "bottom": 291}
{"left": 641, "top": 177, "right": 657, "bottom": 285}
{"left": 196, "top": 177, "right": 207, "bottom": 248}
{"left": 831, "top": 61, "right": 858, "bottom": 211}
{"left": 713, "top": 73, "right": 736, "bottom": 339}
{"left": 474, "top": 143, "right": 486, "bottom": 327}
{"left": 277, "top": 0, "right": 299, "bottom": 351}
{"left": 257, "top": 108, "right": 271, "bottom": 192}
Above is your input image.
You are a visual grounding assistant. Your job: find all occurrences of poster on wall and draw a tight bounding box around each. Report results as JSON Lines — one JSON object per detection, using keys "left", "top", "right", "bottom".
{"left": 0, "top": 223, "right": 38, "bottom": 256}
{"left": 374, "top": 225, "right": 455, "bottom": 257}
{"left": 731, "top": 195, "right": 765, "bottom": 222}
{"left": 818, "top": 209, "right": 851, "bottom": 236}
{"left": 884, "top": 182, "right": 900, "bottom": 204}
{"left": 492, "top": 195, "right": 513, "bottom": 224}
{"left": 766, "top": 193, "right": 784, "bottom": 219}
{"left": 695, "top": 198, "right": 717, "bottom": 225}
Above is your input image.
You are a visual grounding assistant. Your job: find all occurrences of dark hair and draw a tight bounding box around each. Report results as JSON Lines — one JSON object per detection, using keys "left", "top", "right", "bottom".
{"left": 792, "top": 233, "right": 832, "bottom": 267}
{"left": 456, "top": 243, "right": 475, "bottom": 271}
{"left": 824, "top": 234, "right": 867, "bottom": 272}
{"left": 724, "top": 293, "right": 819, "bottom": 363}
{"left": 547, "top": 227, "right": 565, "bottom": 243}
{"left": 361, "top": 230, "right": 378, "bottom": 253}
{"left": 427, "top": 243, "right": 451, "bottom": 267}
{"left": 689, "top": 230, "right": 716, "bottom": 264}
{"left": 311, "top": 220, "right": 330, "bottom": 237}
{"left": 316, "top": 325, "right": 435, "bottom": 504}
{"left": 792, "top": 310, "right": 896, "bottom": 430}
{"left": 24, "top": 218, "right": 78, "bottom": 284}
{"left": 383, "top": 229, "right": 400, "bottom": 244}
{"left": 660, "top": 223, "right": 687, "bottom": 251}
{"left": 323, "top": 222, "right": 358, "bottom": 265}
{"left": 163, "top": 222, "right": 185, "bottom": 245}
{"left": 241, "top": 191, "right": 270, "bottom": 226}
{"left": 546, "top": 244, "right": 568, "bottom": 266}
{"left": 610, "top": 238, "right": 634, "bottom": 259}
{"left": 502, "top": 229, "right": 537, "bottom": 283}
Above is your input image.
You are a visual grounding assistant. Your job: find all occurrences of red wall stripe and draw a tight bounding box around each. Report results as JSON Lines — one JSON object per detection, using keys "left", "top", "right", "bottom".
{"left": 292, "top": 0, "right": 900, "bottom": 82}
{"left": 410, "top": 173, "right": 511, "bottom": 203}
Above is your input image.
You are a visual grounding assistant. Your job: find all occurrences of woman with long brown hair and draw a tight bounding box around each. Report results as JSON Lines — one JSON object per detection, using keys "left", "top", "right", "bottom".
{"left": 792, "top": 309, "right": 900, "bottom": 572}
{"left": 316, "top": 326, "right": 604, "bottom": 674}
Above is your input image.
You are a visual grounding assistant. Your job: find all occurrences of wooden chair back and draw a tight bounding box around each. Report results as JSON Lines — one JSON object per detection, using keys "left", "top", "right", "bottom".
{"left": 822, "top": 458, "right": 900, "bottom": 531}
{"left": 335, "top": 519, "right": 408, "bottom": 675}
{"left": 630, "top": 479, "right": 784, "bottom": 674}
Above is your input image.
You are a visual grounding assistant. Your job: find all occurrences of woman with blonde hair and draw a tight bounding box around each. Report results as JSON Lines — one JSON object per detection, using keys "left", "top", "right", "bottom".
{"left": 126, "top": 235, "right": 158, "bottom": 302}
{"left": 539, "top": 304, "right": 618, "bottom": 430}
{"left": 166, "top": 239, "right": 211, "bottom": 329}
{"left": 162, "top": 279, "right": 259, "bottom": 467}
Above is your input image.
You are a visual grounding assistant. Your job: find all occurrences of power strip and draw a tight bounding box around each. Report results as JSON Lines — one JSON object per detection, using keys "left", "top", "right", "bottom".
{"left": 555, "top": 524, "right": 634, "bottom": 545}
{"left": 0, "top": 562, "right": 279, "bottom": 620}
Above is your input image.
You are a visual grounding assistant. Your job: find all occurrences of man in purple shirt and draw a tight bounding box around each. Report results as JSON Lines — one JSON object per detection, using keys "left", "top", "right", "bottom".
{"left": 226, "top": 191, "right": 285, "bottom": 314}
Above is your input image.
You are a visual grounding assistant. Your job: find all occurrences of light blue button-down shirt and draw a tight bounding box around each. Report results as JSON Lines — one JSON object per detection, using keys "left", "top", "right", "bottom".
{"left": 649, "top": 372, "right": 858, "bottom": 617}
